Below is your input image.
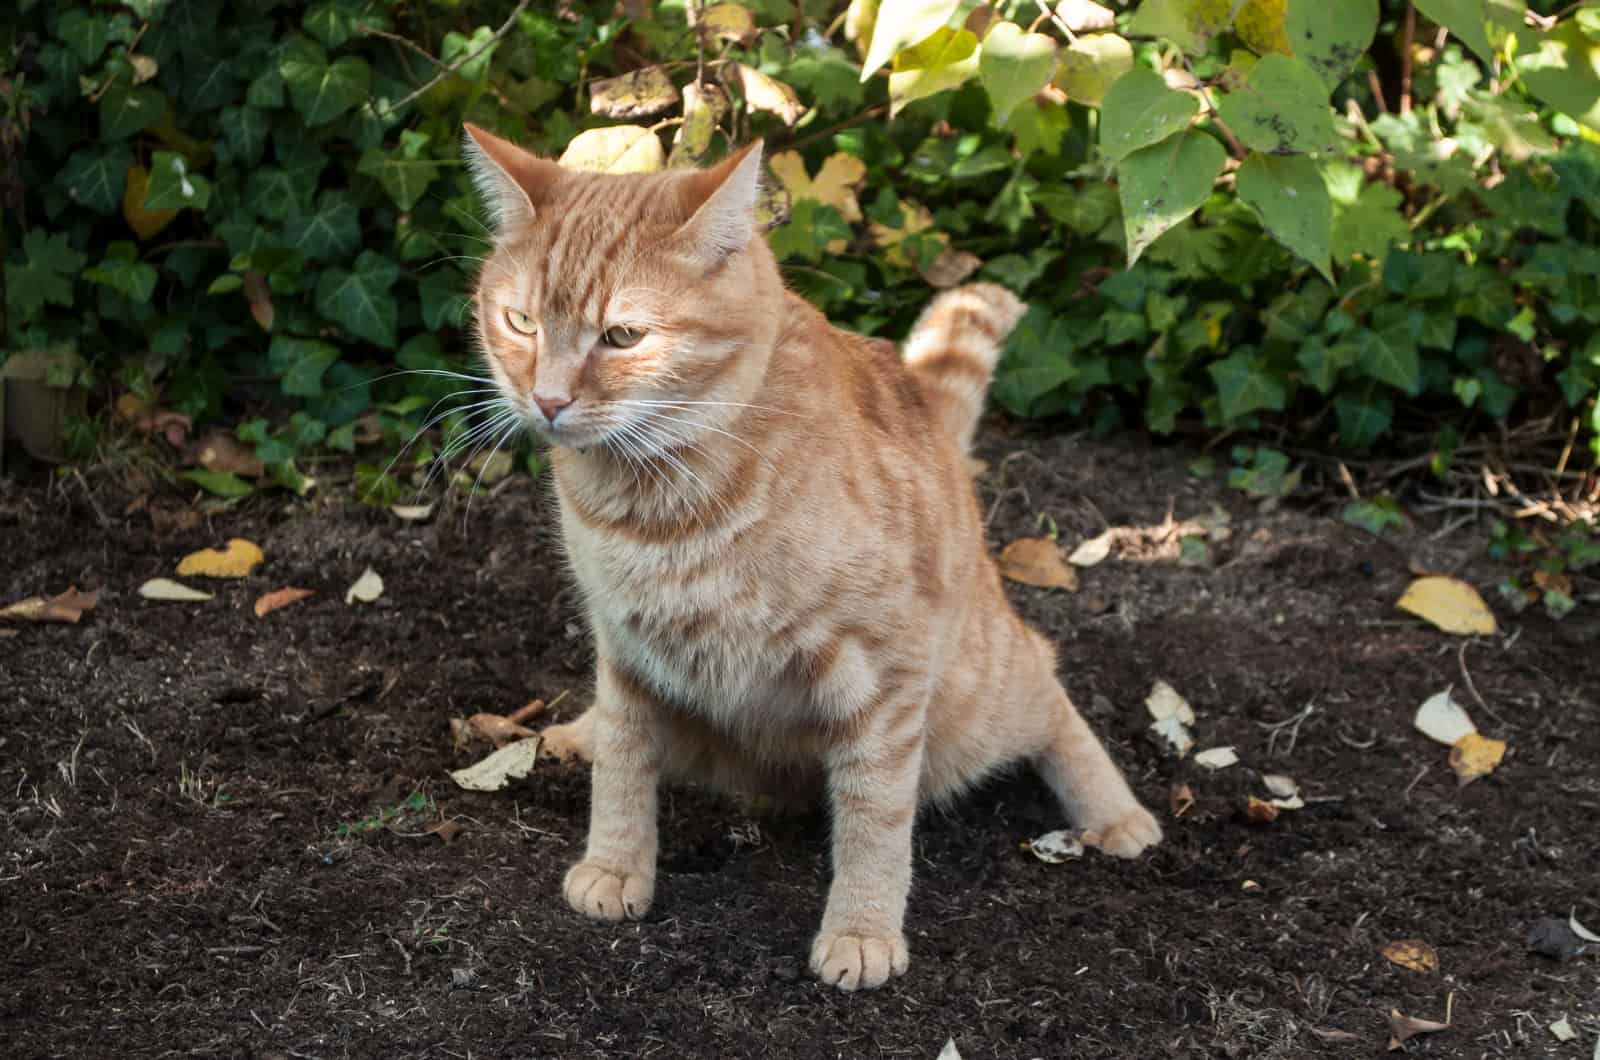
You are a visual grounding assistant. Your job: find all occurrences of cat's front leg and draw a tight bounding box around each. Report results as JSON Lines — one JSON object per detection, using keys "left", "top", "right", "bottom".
{"left": 562, "top": 660, "right": 663, "bottom": 922}
{"left": 810, "top": 696, "right": 926, "bottom": 991}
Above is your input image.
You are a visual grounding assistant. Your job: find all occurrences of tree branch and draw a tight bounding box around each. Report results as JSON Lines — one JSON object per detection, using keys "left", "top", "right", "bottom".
{"left": 373, "top": 0, "right": 532, "bottom": 117}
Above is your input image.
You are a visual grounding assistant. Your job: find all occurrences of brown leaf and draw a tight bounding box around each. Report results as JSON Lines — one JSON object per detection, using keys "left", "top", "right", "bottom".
{"left": 0, "top": 586, "right": 100, "bottom": 624}
{"left": 589, "top": 66, "right": 680, "bottom": 119}
{"left": 253, "top": 587, "right": 314, "bottom": 617}
{"left": 920, "top": 248, "right": 983, "bottom": 288}
{"left": 999, "top": 537, "right": 1078, "bottom": 590}
{"left": 1310, "top": 1027, "right": 1360, "bottom": 1043}
{"left": 1448, "top": 732, "right": 1506, "bottom": 785}
{"left": 1245, "top": 796, "right": 1280, "bottom": 823}
{"left": 1532, "top": 568, "right": 1572, "bottom": 597}
{"left": 1387, "top": 1005, "right": 1451, "bottom": 1050}
{"left": 1381, "top": 939, "right": 1440, "bottom": 973}
{"left": 186, "top": 431, "right": 264, "bottom": 478}
{"left": 427, "top": 820, "right": 465, "bottom": 845}
{"left": 1169, "top": 783, "right": 1196, "bottom": 817}
{"left": 506, "top": 699, "right": 548, "bottom": 725}
{"left": 243, "top": 271, "right": 275, "bottom": 332}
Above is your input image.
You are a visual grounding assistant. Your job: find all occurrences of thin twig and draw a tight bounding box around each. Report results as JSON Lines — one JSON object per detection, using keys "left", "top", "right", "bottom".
{"left": 377, "top": 0, "right": 532, "bottom": 116}
{"left": 1035, "top": 0, "right": 1076, "bottom": 43}
{"left": 1457, "top": 641, "right": 1512, "bottom": 730}
{"left": 1181, "top": 55, "right": 1247, "bottom": 159}
{"left": 1256, "top": 701, "right": 1316, "bottom": 757}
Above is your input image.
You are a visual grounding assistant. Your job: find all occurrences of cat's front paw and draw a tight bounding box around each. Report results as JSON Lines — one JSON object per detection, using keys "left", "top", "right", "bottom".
{"left": 538, "top": 718, "right": 594, "bottom": 764}
{"left": 1085, "top": 805, "right": 1162, "bottom": 858}
{"left": 563, "top": 861, "right": 654, "bottom": 922}
{"left": 809, "top": 929, "right": 909, "bottom": 991}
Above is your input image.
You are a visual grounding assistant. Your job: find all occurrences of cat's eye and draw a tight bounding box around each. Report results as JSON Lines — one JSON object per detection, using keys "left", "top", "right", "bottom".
{"left": 504, "top": 308, "right": 537, "bottom": 335}
{"left": 603, "top": 325, "right": 646, "bottom": 349}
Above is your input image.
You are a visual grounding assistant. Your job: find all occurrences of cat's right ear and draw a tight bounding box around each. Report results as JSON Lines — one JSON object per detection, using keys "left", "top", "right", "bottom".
{"left": 462, "top": 123, "right": 564, "bottom": 230}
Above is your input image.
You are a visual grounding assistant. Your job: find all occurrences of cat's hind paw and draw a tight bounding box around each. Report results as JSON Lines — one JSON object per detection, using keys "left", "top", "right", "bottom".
{"left": 1085, "top": 805, "right": 1163, "bottom": 858}
{"left": 563, "top": 861, "right": 653, "bottom": 922}
{"left": 538, "top": 717, "right": 594, "bottom": 765}
{"left": 809, "top": 930, "right": 909, "bottom": 991}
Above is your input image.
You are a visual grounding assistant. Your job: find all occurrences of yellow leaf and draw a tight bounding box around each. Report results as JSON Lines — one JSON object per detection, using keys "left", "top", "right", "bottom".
{"left": 589, "top": 66, "right": 680, "bottom": 120}
{"left": 693, "top": 3, "right": 757, "bottom": 45}
{"left": 1396, "top": 575, "right": 1497, "bottom": 635}
{"left": 869, "top": 199, "right": 946, "bottom": 267}
{"left": 1449, "top": 732, "right": 1506, "bottom": 785}
{"left": 1380, "top": 939, "right": 1440, "bottom": 973}
{"left": 176, "top": 538, "right": 264, "bottom": 578}
{"left": 736, "top": 63, "right": 806, "bottom": 124}
{"left": 123, "top": 164, "right": 179, "bottom": 241}
{"left": 998, "top": 537, "right": 1078, "bottom": 590}
{"left": 1235, "top": 0, "right": 1290, "bottom": 55}
{"left": 558, "top": 126, "right": 665, "bottom": 173}
{"left": 1245, "top": 796, "right": 1280, "bottom": 823}
{"left": 767, "top": 150, "right": 867, "bottom": 252}
{"left": 1056, "top": 32, "right": 1133, "bottom": 107}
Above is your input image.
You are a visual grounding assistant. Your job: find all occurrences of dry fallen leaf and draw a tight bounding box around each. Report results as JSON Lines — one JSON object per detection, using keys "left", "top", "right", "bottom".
{"left": 1571, "top": 910, "right": 1600, "bottom": 943}
{"left": 1261, "top": 773, "right": 1300, "bottom": 800}
{"left": 453, "top": 704, "right": 546, "bottom": 750}
{"left": 589, "top": 66, "right": 680, "bottom": 119}
{"left": 1067, "top": 530, "right": 1114, "bottom": 567}
{"left": 176, "top": 538, "right": 264, "bottom": 578}
{"left": 1549, "top": 1016, "right": 1577, "bottom": 1042}
{"left": 1397, "top": 575, "right": 1497, "bottom": 635}
{"left": 253, "top": 587, "right": 314, "bottom": 617}
{"left": 345, "top": 567, "right": 384, "bottom": 605}
{"left": 1026, "top": 829, "right": 1085, "bottom": 863}
{"left": 138, "top": 577, "right": 214, "bottom": 602}
{"left": 1387, "top": 1002, "right": 1451, "bottom": 1050}
{"left": 936, "top": 1040, "right": 962, "bottom": 1060}
{"left": 1145, "top": 680, "right": 1196, "bottom": 724}
{"left": 1169, "top": 783, "right": 1196, "bottom": 817}
{"left": 390, "top": 503, "right": 434, "bottom": 521}
{"left": 694, "top": 3, "right": 758, "bottom": 44}
{"left": 449, "top": 737, "right": 542, "bottom": 792}
{"left": 1150, "top": 715, "right": 1194, "bottom": 757}
{"left": 999, "top": 537, "right": 1078, "bottom": 590}
{"left": 1414, "top": 690, "right": 1478, "bottom": 746}
{"left": 1194, "top": 746, "right": 1239, "bottom": 770}
{"left": 736, "top": 63, "right": 805, "bottom": 124}
{"left": 427, "top": 819, "right": 465, "bottom": 845}
{"left": 1310, "top": 1027, "right": 1360, "bottom": 1043}
{"left": 0, "top": 586, "right": 100, "bottom": 624}
{"left": 1449, "top": 732, "right": 1506, "bottom": 785}
{"left": 1381, "top": 939, "right": 1440, "bottom": 973}
{"left": 920, "top": 248, "right": 983, "bottom": 289}
{"left": 186, "top": 431, "right": 264, "bottom": 478}
{"left": 1246, "top": 796, "right": 1280, "bottom": 823}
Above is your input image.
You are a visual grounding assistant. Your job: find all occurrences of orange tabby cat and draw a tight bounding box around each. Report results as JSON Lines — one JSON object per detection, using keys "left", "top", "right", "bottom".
{"left": 463, "top": 123, "right": 1161, "bottom": 991}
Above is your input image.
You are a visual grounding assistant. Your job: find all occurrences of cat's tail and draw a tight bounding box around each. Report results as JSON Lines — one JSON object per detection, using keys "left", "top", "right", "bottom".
{"left": 902, "top": 283, "right": 1027, "bottom": 454}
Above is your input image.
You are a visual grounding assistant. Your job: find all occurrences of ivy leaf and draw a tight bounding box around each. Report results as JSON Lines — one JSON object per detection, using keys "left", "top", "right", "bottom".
{"left": 268, "top": 335, "right": 341, "bottom": 397}
{"left": 992, "top": 308, "right": 1081, "bottom": 416}
{"left": 1100, "top": 67, "right": 1199, "bottom": 161}
{"left": 979, "top": 21, "right": 1058, "bottom": 126}
{"left": 247, "top": 66, "right": 285, "bottom": 108}
{"left": 783, "top": 49, "right": 866, "bottom": 110}
{"left": 315, "top": 251, "right": 399, "bottom": 347}
{"left": 84, "top": 241, "right": 158, "bottom": 303}
{"left": 144, "top": 151, "right": 213, "bottom": 212}
{"left": 1331, "top": 180, "right": 1410, "bottom": 263}
{"left": 219, "top": 104, "right": 270, "bottom": 166}
{"left": 1006, "top": 99, "right": 1073, "bottom": 156}
{"left": 888, "top": 27, "right": 980, "bottom": 116}
{"left": 1353, "top": 322, "right": 1423, "bottom": 394}
{"left": 280, "top": 35, "right": 370, "bottom": 126}
{"left": 1335, "top": 393, "right": 1393, "bottom": 448}
{"left": 5, "top": 231, "right": 87, "bottom": 320}
{"left": 441, "top": 25, "right": 499, "bottom": 84}
{"left": 1057, "top": 34, "right": 1134, "bottom": 107}
{"left": 860, "top": 0, "right": 961, "bottom": 80}
{"left": 304, "top": 0, "right": 363, "bottom": 49}
{"left": 1214, "top": 54, "right": 1336, "bottom": 155}
{"left": 1287, "top": 0, "right": 1378, "bottom": 89}
{"left": 419, "top": 268, "right": 470, "bottom": 330}
{"left": 1118, "top": 129, "right": 1229, "bottom": 266}
{"left": 1210, "top": 350, "right": 1289, "bottom": 421}
{"left": 284, "top": 190, "right": 361, "bottom": 262}
{"left": 768, "top": 200, "right": 853, "bottom": 264}
{"left": 62, "top": 143, "right": 132, "bottom": 215}
{"left": 181, "top": 469, "right": 255, "bottom": 498}
{"left": 100, "top": 82, "right": 165, "bottom": 140}
{"left": 56, "top": 8, "right": 126, "bottom": 65}
{"left": 1236, "top": 152, "right": 1332, "bottom": 281}
{"left": 357, "top": 146, "right": 445, "bottom": 211}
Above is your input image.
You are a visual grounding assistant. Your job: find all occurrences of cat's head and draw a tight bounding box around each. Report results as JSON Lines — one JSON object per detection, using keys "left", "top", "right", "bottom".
{"left": 463, "top": 123, "right": 780, "bottom": 452}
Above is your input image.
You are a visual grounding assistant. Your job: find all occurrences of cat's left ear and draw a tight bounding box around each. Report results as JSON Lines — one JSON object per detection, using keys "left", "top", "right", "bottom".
{"left": 462, "top": 122, "right": 564, "bottom": 230}
{"left": 675, "top": 143, "right": 764, "bottom": 265}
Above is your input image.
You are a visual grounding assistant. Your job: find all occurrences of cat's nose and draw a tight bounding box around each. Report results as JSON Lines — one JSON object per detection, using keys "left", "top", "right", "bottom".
{"left": 533, "top": 393, "right": 574, "bottom": 422}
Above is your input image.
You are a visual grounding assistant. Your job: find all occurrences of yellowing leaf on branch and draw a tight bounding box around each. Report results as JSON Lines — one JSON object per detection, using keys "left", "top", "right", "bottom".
{"left": 176, "top": 538, "right": 264, "bottom": 578}
{"left": 589, "top": 66, "right": 680, "bottom": 120}
{"left": 736, "top": 63, "right": 806, "bottom": 124}
{"left": 123, "top": 164, "right": 178, "bottom": 241}
{"left": 999, "top": 537, "right": 1078, "bottom": 590}
{"left": 979, "top": 21, "right": 1058, "bottom": 125}
{"left": 859, "top": 0, "right": 961, "bottom": 80}
{"left": 888, "top": 26, "right": 980, "bottom": 115}
{"left": 1056, "top": 32, "right": 1134, "bottom": 107}
{"left": 767, "top": 150, "right": 867, "bottom": 253}
{"left": 1057, "top": 0, "right": 1115, "bottom": 32}
{"left": 869, "top": 199, "right": 947, "bottom": 266}
{"left": 1397, "top": 576, "right": 1498, "bottom": 635}
{"left": 558, "top": 126, "right": 665, "bottom": 173}
{"left": 691, "top": 3, "right": 757, "bottom": 45}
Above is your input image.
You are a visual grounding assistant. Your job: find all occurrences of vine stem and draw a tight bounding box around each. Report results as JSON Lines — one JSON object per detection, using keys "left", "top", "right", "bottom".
{"left": 1400, "top": 2, "right": 1416, "bottom": 116}
{"left": 1181, "top": 55, "right": 1248, "bottom": 160}
{"left": 375, "top": 0, "right": 532, "bottom": 117}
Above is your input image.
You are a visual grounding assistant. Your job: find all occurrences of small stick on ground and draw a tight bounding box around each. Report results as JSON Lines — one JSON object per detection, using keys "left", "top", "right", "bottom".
{"left": 1257, "top": 700, "right": 1316, "bottom": 757}
{"left": 1403, "top": 763, "right": 1430, "bottom": 799}
{"left": 1458, "top": 641, "right": 1512, "bottom": 730}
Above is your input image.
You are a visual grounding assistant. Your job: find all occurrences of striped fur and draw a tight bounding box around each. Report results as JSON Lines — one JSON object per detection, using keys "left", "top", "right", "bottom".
{"left": 464, "top": 125, "right": 1160, "bottom": 992}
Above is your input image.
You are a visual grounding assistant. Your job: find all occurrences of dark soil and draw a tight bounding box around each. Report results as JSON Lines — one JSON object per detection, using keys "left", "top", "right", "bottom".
{"left": 3, "top": 425, "right": 1597, "bottom": 1060}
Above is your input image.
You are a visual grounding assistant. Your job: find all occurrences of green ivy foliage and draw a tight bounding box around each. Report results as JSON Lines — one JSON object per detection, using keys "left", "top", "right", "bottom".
{"left": 2, "top": 0, "right": 1598, "bottom": 494}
